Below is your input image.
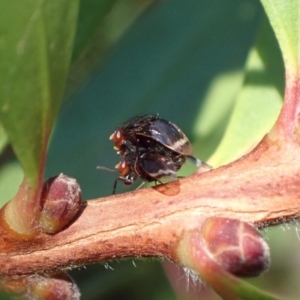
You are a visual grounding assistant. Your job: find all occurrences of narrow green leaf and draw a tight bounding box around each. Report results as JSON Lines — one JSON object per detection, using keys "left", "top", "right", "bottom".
{"left": 0, "top": 162, "right": 23, "bottom": 206}
{"left": 207, "top": 17, "right": 284, "bottom": 166}
{"left": 229, "top": 277, "right": 281, "bottom": 300}
{"left": 193, "top": 70, "right": 245, "bottom": 159}
{"left": 261, "top": 0, "right": 300, "bottom": 74}
{"left": 0, "top": 0, "right": 79, "bottom": 187}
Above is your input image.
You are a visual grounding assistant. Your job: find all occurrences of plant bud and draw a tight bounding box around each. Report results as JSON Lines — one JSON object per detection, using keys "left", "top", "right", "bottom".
{"left": 28, "top": 273, "right": 80, "bottom": 300}
{"left": 0, "top": 273, "right": 80, "bottom": 300}
{"left": 39, "top": 174, "right": 81, "bottom": 234}
{"left": 201, "top": 217, "right": 270, "bottom": 277}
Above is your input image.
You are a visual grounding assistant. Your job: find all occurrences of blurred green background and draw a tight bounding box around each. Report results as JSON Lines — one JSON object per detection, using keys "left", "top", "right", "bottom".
{"left": 1, "top": 0, "right": 299, "bottom": 299}
{"left": 47, "top": 0, "right": 264, "bottom": 199}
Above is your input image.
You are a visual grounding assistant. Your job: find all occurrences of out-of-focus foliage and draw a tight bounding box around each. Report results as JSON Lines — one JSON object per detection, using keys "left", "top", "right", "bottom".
{"left": 47, "top": 0, "right": 264, "bottom": 199}
{"left": 208, "top": 17, "right": 283, "bottom": 166}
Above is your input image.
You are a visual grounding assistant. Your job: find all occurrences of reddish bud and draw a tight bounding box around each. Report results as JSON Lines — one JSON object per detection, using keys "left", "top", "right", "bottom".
{"left": 39, "top": 174, "right": 81, "bottom": 234}
{"left": 201, "top": 217, "right": 270, "bottom": 277}
{"left": 29, "top": 273, "right": 80, "bottom": 300}
{"left": 0, "top": 273, "right": 80, "bottom": 300}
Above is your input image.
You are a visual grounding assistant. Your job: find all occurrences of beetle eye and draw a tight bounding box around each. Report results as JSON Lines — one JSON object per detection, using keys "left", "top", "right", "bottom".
{"left": 116, "top": 130, "right": 121, "bottom": 139}
{"left": 116, "top": 160, "right": 130, "bottom": 177}
{"left": 110, "top": 130, "right": 124, "bottom": 149}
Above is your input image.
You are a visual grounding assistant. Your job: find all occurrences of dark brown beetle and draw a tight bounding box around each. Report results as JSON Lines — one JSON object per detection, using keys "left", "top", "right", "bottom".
{"left": 110, "top": 114, "right": 203, "bottom": 167}
{"left": 110, "top": 114, "right": 211, "bottom": 194}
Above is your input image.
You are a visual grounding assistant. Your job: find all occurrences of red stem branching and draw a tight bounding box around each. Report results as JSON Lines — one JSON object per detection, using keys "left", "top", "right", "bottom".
{"left": 0, "top": 71, "right": 300, "bottom": 277}
{"left": 4, "top": 124, "right": 50, "bottom": 235}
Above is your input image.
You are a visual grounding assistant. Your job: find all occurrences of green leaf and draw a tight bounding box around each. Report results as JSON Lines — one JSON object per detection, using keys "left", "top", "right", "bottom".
{"left": 0, "top": 123, "right": 8, "bottom": 155}
{"left": 193, "top": 70, "right": 245, "bottom": 159}
{"left": 261, "top": 0, "right": 300, "bottom": 74}
{"left": 0, "top": 162, "right": 23, "bottom": 206}
{"left": 229, "top": 277, "right": 281, "bottom": 300}
{"left": 0, "top": 0, "right": 79, "bottom": 187}
{"left": 205, "top": 17, "right": 284, "bottom": 166}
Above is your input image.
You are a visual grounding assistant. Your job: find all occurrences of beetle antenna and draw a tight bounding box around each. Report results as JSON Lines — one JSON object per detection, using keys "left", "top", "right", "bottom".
{"left": 97, "top": 166, "right": 117, "bottom": 173}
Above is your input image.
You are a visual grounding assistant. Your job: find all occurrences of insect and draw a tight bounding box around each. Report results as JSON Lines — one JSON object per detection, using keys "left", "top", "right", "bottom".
{"left": 113, "top": 150, "right": 180, "bottom": 194}
{"left": 110, "top": 114, "right": 201, "bottom": 166}
{"left": 110, "top": 114, "right": 211, "bottom": 194}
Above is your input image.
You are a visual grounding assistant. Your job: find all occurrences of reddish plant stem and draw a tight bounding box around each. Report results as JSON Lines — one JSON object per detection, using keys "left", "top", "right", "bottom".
{"left": 4, "top": 124, "right": 50, "bottom": 235}
{"left": 0, "top": 130, "right": 300, "bottom": 275}
{"left": 272, "top": 71, "right": 300, "bottom": 139}
{"left": 1, "top": 70, "right": 300, "bottom": 277}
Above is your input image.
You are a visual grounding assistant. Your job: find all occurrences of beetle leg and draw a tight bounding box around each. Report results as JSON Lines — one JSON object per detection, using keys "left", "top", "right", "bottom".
{"left": 135, "top": 181, "right": 145, "bottom": 191}
{"left": 154, "top": 180, "right": 164, "bottom": 186}
{"left": 186, "top": 155, "right": 212, "bottom": 169}
{"left": 112, "top": 176, "right": 134, "bottom": 195}
{"left": 112, "top": 178, "right": 119, "bottom": 195}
